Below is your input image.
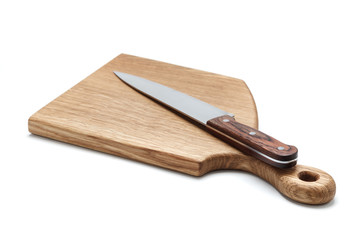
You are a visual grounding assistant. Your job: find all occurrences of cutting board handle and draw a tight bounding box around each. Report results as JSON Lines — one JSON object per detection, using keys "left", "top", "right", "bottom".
{"left": 229, "top": 157, "right": 336, "bottom": 204}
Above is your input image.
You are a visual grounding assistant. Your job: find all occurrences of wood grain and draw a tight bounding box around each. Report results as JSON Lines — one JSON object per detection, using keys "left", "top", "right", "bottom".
{"left": 28, "top": 54, "right": 335, "bottom": 204}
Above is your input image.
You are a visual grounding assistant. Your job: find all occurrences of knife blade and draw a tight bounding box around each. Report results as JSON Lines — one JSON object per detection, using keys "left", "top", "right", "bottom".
{"left": 114, "top": 71, "right": 298, "bottom": 168}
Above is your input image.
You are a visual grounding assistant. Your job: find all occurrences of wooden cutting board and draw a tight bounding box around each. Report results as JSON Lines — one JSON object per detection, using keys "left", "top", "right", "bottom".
{"left": 28, "top": 54, "right": 335, "bottom": 204}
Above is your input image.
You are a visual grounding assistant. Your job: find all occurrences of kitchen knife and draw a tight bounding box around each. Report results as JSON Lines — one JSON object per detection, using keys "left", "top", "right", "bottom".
{"left": 114, "top": 72, "right": 298, "bottom": 168}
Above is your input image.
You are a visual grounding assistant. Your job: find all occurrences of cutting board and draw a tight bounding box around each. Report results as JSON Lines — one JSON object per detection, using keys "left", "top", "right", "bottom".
{"left": 28, "top": 54, "right": 335, "bottom": 204}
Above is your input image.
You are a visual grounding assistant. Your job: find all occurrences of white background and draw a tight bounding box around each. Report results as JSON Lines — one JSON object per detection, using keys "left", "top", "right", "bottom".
{"left": 1, "top": 1, "right": 359, "bottom": 239}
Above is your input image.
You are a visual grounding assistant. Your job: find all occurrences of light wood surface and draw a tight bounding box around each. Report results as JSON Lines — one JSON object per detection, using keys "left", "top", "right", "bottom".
{"left": 28, "top": 54, "right": 335, "bottom": 204}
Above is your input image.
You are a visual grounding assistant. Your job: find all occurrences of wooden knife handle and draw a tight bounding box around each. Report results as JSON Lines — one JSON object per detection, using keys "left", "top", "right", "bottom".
{"left": 206, "top": 115, "right": 298, "bottom": 168}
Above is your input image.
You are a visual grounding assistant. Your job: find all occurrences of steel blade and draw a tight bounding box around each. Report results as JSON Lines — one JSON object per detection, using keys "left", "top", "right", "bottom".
{"left": 114, "top": 72, "right": 234, "bottom": 124}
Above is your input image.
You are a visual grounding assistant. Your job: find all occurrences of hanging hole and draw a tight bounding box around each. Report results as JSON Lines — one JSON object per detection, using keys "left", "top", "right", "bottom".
{"left": 298, "top": 171, "right": 320, "bottom": 182}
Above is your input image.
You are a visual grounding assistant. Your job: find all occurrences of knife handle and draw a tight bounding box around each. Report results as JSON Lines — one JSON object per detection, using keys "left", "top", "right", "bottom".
{"left": 206, "top": 115, "right": 298, "bottom": 168}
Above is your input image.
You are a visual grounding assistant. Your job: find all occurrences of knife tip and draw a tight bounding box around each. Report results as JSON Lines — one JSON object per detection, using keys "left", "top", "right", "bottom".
{"left": 113, "top": 71, "right": 124, "bottom": 79}
{"left": 113, "top": 71, "right": 127, "bottom": 77}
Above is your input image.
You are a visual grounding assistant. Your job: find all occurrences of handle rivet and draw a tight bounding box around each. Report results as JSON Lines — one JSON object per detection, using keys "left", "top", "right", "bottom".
{"left": 249, "top": 131, "right": 256, "bottom": 135}
{"left": 277, "top": 146, "right": 285, "bottom": 150}
{"left": 223, "top": 119, "right": 230, "bottom": 122}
